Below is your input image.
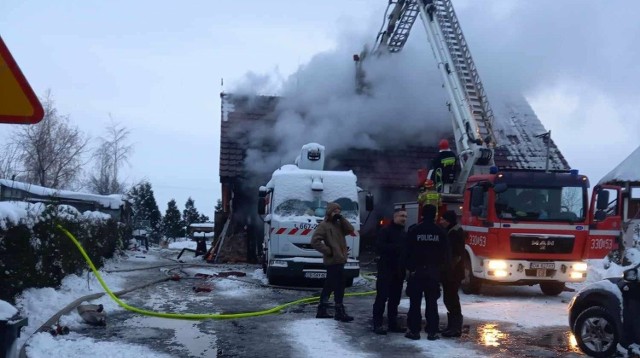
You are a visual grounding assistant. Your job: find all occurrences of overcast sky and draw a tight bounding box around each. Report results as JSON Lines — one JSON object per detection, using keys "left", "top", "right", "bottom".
{"left": 1, "top": 0, "right": 639, "bottom": 217}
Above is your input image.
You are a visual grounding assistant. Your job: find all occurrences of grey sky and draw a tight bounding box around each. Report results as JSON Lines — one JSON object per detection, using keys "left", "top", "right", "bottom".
{"left": 1, "top": 0, "right": 639, "bottom": 217}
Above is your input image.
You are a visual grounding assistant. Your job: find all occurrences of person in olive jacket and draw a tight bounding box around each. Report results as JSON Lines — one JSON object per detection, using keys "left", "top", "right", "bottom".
{"left": 311, "top": 202, "right": 355, "bottom": 322}
{"left": 439, "top": 210, "right": 466, "bottom": 338}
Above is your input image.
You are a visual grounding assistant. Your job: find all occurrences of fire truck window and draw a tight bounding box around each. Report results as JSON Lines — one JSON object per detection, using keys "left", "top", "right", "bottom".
{"left": 496, "top": 187, "right": 584, "bottom": 221}
{"left": 471, "top": 188, "right": 488, "bottom": 218}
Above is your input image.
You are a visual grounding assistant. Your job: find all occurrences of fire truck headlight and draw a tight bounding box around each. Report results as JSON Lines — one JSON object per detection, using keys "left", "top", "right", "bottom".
{"left": 572, "top": 262, "right": 588, "bottom": 272}
{"left": 487, "top": 260, "right": 507, "bottom": 270}
{"left": 570, "top": 272, "right": 585, "bottom": 280}
{"left": 270, "top": 260, "right": 289, "bottom": 267}
{"left": 494, "top": 270, "right": 508, "bottom": 278}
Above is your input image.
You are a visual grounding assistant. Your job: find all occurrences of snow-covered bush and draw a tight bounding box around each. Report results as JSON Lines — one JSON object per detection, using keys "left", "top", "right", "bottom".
{"left": 0, "top": 202, "right": 126, "bottom": 303}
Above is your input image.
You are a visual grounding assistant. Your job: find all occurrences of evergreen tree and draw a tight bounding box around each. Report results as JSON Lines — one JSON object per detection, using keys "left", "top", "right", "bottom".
{"left": 214, "top": 199, "right": 223, "bottom": 213}
{"left": 198, "top": 213, "right": 210, "bottom": 223}
{"left": 128, "top": 181, "right": 162, "bottom": 238}
{"left": 162, "top": 199, "right": 184, "bottom": 240}
{"left": 182, "top": 197, "right": 200, "bottom": 229}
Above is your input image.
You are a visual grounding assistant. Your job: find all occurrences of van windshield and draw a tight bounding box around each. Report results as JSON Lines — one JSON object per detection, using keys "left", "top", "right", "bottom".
{"left": 274, "top": 197, "right": 359, "bottom": 221}
{"left": 495, "top": 186, "right": 586, "bottom": 222}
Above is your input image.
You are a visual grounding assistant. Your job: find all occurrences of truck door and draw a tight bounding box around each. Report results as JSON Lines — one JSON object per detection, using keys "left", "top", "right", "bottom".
{"left": 588, "top": 185, "right": 622, "bottom": 259}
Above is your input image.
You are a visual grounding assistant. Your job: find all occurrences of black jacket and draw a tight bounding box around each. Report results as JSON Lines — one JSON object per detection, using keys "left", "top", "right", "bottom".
{"left": 406, "top": 221, "right": 450, "bottom": 274}
{"left": 445, "top": 224, "right": 466, "bottom": 281}
{"left": 430, "top": 150, "right": 458, "bottom": 184}
{"left": 376, "top": 222, "right": 407, "bottom": 272}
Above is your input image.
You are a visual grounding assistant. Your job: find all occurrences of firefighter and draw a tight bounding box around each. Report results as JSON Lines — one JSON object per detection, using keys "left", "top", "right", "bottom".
{"left": 439, "top": 210, "right": 465, "bottom": 338}
{"left": 372, "top": 208, "right": 408, "bottom": 335}
{"left": 405, "top": 204, "right": 450, "bottom": 340}
{"left": 311, "top": 202, "right": 355, "bottom": 322}
{"left": 430, "top": 139, "right": 458, "bottom": 193}
{"left": 418, "top": 179, "right": 441, "bottom": 218}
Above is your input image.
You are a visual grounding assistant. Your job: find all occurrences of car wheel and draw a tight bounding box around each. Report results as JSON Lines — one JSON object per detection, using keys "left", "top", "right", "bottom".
{"left": 461, "top": 254, "right": 481, "bottom": 294}
{"left": 540, "top": 282, "right": 565, "bottom": 296}
{"left": 573, "top": 306, "right": 620, "bottom": 358}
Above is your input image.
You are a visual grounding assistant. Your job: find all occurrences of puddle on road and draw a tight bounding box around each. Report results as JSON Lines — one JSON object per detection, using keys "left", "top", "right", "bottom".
{"left": 459, "top": 321, "right": 583, "bottom": 357}
{"left": 124, "top": 315, "right": 217, "bottom": 357}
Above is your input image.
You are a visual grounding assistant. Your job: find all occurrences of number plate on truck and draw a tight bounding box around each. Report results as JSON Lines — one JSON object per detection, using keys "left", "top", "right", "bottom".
{"left": 304, "top": 272, "right": 327, "bottom": 279}
{"left": 530, "top": 262, "right": 555, "bottom": 269}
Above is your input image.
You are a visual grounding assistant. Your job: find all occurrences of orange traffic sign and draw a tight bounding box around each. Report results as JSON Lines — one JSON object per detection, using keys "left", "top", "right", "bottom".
{"left": 0, "top": 36, "right": 44, "bottom": 124}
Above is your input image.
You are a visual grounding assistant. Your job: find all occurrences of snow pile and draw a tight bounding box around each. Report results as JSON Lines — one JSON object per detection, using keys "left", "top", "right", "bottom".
{"left": 0, "top": 299, "right": 18, "bottom": 320}
{"left": 286, "top": 319, "right": 375, "bottom": 357}
{"left": 26, "top": 333, "right": 173, "bottom": 358}
{"left": 251, "top": 268, "right": 268, "bottom": 285}
{"left": 82, "top": 210, "right": 111, "bottom": 221}
{"left": 167, "top": 239, "right": 197, "bottom": 251}
{"left": 587, "top": 248, "right": 640, "bottom": 283}
{"left": 0, "top": 202, "right": 46, "bottom": 229}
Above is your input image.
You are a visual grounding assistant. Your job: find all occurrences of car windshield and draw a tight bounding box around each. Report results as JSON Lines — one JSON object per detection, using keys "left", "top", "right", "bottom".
{"left": 274, "top": 197, "right": 359, "bottom": 220}
{"left": 495, "top": 186, "right": 586, "bottom": 222}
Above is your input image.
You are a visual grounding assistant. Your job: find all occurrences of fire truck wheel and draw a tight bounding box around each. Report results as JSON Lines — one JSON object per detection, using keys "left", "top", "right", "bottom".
{"left": 540, "top": 282, "right": 565, "bottom": 296}
{"left": 461, "top": 254, "right": 481, "bottom": 295}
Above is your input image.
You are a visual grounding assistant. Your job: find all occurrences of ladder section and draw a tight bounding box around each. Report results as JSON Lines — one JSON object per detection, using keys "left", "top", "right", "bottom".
{"left": 374, "top": 0, "right": 421, "bottom": 54}
{"left": 430, "top": 0, "right": 497, "bottom": 147}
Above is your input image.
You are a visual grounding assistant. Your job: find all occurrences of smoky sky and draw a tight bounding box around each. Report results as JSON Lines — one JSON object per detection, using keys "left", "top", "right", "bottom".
{"left": 231, "top": 0, "right": 640, "bottom": 175}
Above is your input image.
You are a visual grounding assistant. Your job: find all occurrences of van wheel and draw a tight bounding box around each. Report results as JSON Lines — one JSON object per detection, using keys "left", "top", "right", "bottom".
{"left": 540, "top": 282, "right": 565, "bottom": 296}
{"left": 461, "top": 254, "right": 481, "bottom": 294}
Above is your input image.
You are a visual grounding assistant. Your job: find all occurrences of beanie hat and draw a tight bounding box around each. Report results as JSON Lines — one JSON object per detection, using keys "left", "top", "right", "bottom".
{"left": 422, "top": 204, "right": 437, "bottom": 221}
{"left": 442, "top": 210, "right": 458, "bottom": 225}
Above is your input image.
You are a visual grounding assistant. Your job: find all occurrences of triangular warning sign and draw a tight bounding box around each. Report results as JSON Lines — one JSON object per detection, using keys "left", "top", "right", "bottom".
{"left": 0, "top": 36, "right": 44, "bottom": 124}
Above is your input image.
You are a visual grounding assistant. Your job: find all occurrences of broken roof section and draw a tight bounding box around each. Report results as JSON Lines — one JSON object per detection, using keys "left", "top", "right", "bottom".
{"left": 599, "top": 145, "right": 640, "bottom": 184}
{"left": 219, "top": 92, "right": 570, "bottom": 189}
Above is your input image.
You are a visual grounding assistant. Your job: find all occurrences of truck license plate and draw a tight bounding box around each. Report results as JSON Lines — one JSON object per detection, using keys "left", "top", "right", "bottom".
{"left": 536, "top": 269, "right": 547, "bottom": 277}
{"left": 530, "top": 262, "right": 555, "bottom": 269}
{"left": 304, "top": 272, "right": 326, "bottom": 279}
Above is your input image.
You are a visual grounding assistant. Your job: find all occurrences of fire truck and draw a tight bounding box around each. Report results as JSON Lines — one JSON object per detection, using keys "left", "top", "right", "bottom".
{"left": 364, "top": 0, "right": 624, "bottom": 295}
{"left": 257, "top": 143, "right": 374, "bottom": 285}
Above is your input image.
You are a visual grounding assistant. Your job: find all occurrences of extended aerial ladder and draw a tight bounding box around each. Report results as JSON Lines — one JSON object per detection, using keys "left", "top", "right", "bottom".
{"left": 359, "top": 0, "right": 497, "bottom": 195}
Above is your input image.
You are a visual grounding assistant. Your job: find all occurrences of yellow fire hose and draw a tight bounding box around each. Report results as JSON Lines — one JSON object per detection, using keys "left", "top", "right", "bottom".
{"left": 57, "top": 225, "right": 376, "bottom": 320}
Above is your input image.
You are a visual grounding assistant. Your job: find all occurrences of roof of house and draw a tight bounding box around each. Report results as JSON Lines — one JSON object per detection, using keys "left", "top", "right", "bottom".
{"left": 219, "top": 93, "right": 570, "bottom": 188}
{"left": 599, "top": 144, "right": 640, "bottom": 184}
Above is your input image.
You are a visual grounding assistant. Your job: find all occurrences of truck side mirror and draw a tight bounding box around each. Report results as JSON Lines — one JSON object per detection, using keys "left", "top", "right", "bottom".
{"left": 257, "top": 197, "right": 266, "bottom": 215}
{"left": 596, "top": 190, "right": 610, "bottom": 211}
{"left": 366, "top": 193, "right": 374, "bottom": 212}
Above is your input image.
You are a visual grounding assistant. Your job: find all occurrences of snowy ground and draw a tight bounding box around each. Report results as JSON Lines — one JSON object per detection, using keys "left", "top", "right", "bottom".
{"left": 4, "top": 238, "right": 639, "bottom": 357}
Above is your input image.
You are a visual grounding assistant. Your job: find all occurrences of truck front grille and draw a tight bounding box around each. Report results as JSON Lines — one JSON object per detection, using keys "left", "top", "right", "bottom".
{"left": 510, "top": 235, "right": 574, "bottom": 254}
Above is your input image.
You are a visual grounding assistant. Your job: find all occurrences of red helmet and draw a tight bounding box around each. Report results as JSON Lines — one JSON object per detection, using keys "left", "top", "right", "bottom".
{"left": 423, "top": 179, "right": 435, "bottom": 189}
{"left": 438, "top": 139, "right": 450, "bottom": 150}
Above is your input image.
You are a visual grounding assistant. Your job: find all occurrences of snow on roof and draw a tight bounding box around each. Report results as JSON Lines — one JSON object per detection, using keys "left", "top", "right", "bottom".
{"left": 189, "top": 223, "right": 215, "bottom": 228}
{"left": 598, "top": 144, "right": 640, "bottom": 184}
{"left": 0, "top": 179, "right": 125, "bottom": 209}
{"left": 492, "top": 96, "right": 569, "bottom": 170}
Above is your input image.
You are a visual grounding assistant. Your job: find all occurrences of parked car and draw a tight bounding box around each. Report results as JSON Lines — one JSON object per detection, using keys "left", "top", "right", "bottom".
{"left": 568, "top": 262, "right": 640, "bottom": 357}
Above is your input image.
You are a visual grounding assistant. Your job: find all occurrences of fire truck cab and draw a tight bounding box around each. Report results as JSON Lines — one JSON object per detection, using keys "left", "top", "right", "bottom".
{"left": 460, "top": 168, "right": 622, "bottom": 295}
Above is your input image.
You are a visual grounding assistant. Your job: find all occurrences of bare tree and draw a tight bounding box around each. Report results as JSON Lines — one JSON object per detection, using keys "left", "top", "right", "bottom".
{"left": 0, "top": 142, "right": 21, "bottom": 180}
{"left": 86, "top": 117, "right": 133, "bottom": 194}
{"left": 12, "top": 90, "right": 90, "bottom": 188}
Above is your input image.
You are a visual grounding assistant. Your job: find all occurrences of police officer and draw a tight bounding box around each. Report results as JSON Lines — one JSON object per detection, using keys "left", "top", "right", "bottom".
{"left": 372, "top": 208, "right": 408, "bottom": 335}
{"left": 439, "top": 210, "right": 466, "bottom": 338}
{"left": 405, "top": 204, "right": 450, "bottom": 341}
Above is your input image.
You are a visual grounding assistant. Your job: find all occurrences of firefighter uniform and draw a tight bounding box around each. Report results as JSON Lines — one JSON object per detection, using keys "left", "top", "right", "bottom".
{"left": 418, "top": 180, "right": 441, "bottom": 218}
{"left": 405, "top": 205, "right": 450, "bottom": 340}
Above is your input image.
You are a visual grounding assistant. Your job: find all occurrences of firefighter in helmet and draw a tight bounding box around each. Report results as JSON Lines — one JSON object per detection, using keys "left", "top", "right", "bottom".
{"left": 429, "top": 139, "right": 458, "bottom": 194}
{"left": 418, "top": 179, "right": 441, "bottom": 218}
